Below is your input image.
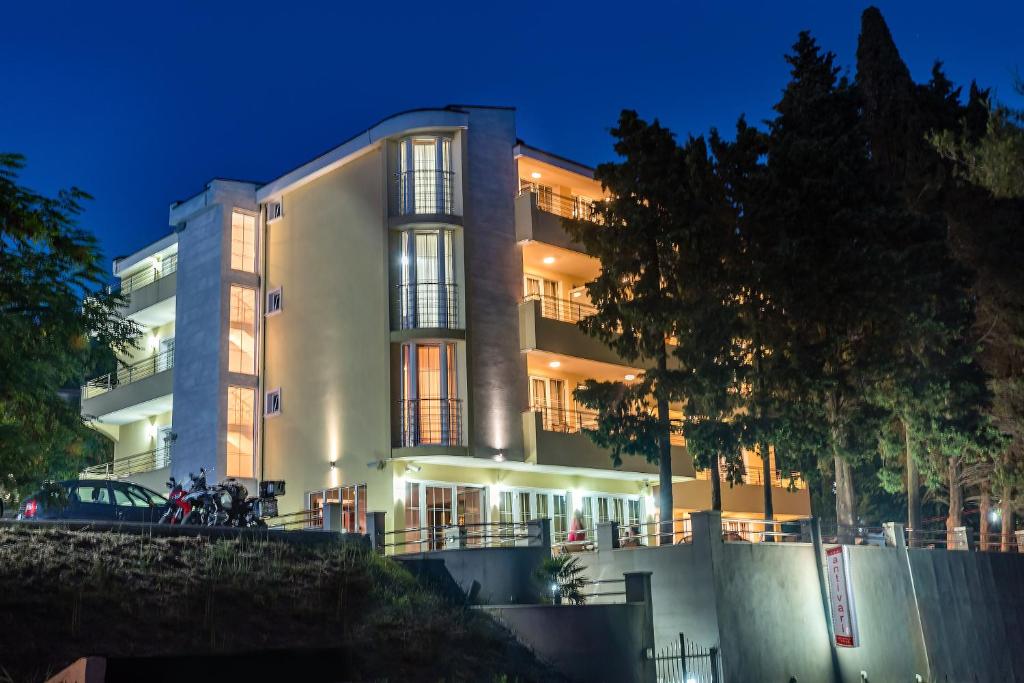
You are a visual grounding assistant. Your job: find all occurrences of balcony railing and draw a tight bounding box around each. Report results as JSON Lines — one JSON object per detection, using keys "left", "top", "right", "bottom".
{"left": 523, "top": 293, "right": 597, "bottom": 324}
{"left": 397, "top": 169, "right": 454, "bottom": 216}
{"left": 81, "top": 445, "right": 172, "bottom": 479}
{"left": 394, "top": 282, "right": 460, "bottom": 330}
{"left": 82, "top": 344, "right": 175, "bottom": 399}
{"left": 694, "top": 457, "right": 806, "bottom": 490}
{"left": 531, "top": 402, "right": 685, "bottom": 446}
{"left": 117, "top": 253, "right": 178, "bottom": 296}
{"left": 518, "top": 183, "right": 601, "bottom": 222}
{"left": 397, "top": 398, "right": 463, "bottom": 448}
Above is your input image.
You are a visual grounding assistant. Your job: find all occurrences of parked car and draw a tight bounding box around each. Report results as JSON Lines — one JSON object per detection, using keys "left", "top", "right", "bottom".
{"left": 17, "top": 480, "right": 169, "bottom": 523}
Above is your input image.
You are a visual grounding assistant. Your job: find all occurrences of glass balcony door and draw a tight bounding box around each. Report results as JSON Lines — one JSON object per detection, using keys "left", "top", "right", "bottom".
{"left": 529, "top": 375, "right": 567, "bottom": 431}
{"left": 399, "top": 229, "right": 456, "bottom": 329}
{"left": 400, "top": 342, "right": 460, "bottom": 447}
{"left": 400, "top": 137, "right": 452, "bottom": 215}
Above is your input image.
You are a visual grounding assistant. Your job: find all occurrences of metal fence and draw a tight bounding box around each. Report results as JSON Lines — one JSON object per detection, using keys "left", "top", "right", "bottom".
{"left": 530, "top": 401, "right": 687, "bottom": 447}
{"left": 82, "top": 345, "right": 175, "bottom": 398}
{"left": 523, "top": 292, "right": 597, "bottom": 324}
{"left": 396, "top": 398, "right": 464, "bottom": 448}
{"left": 266, "top": 507, "right": 323, "bottom": 530}
{"left": 397, "top": 169, "right": 454, "bottom": 215}
{"left": 117, "top": 253, "right": 177, "bottom": 296}
{"left": 394, "top": 282, "right": 460, "bottom": 329}
{"left": 80, "top": 445, "right": 172, "bottom": 479}
{"left": 518, "top": 183, "right": 601, "bottom": 222}
{"left": 654, "top": 633, "right": 720, "bottom": 683}
{"left": 382, "top": 520, "right": 540, "bottom": 553}
{"left": 694, "top": 458, "right": 807, "bottom": 490}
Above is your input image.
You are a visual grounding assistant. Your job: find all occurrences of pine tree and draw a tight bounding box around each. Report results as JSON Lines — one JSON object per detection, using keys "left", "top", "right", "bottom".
{"left": 567, "top": 111, "right": 690, "bottom": 543}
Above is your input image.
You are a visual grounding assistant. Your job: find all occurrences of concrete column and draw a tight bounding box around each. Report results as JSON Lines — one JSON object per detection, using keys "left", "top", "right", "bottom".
{"left": 527, "top": 517, "right": 551, "bottom": 549}
{"left": 689, "top": 510, "right": 723, "bottom": 549}
{"left": 953, "top": 526, "right": 973, "bottom": 551}
{"left": 321, "top": 502, "right": 342, "bottom": 532}
{"left": 883, "top": 522, "right": 907, "bottom": 549}
{"left": 597, "top": 521, "right": 620, "bottom": 550}
{"left": 444, "top": 524, "right": 467, "bottom": 549}
{"left": 366, "top": 511, "right": 386, "bottom": 552}
{"left": 624, "top": 571, "right": 656, "bottom": 683}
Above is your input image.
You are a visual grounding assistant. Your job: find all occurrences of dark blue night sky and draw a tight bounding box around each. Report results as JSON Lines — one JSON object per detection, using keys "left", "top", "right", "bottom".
{"left": 2, "top": 1, "right": 1020, "bottom": 264}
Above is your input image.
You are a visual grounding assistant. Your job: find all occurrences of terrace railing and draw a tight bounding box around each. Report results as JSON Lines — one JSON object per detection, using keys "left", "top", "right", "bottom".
{"left": 397, "top": 169, "right": 455, "bottom": 215}
{"left": 82, "top": 345, "right": 175, "bottom": 399}
{"left": 80, "top": 445, "right": 172, "bottom": 479}
{"left": 382, "top": 520, "right": 542, "bottom": 554}
{"left": 531, "top": 401, "right": 686, "bottom": 446}
{"left": 117, "top": 253, "right": 177, "bottom": 296}
{"left": 396, "top": 398, "right": 464, "bottom": 448}
{"left": 518, "top": 183, "right": 602, "bottom": 223}
{"left": 694, "top": 458, "right": 807, "bottom": 490}
{"left": 523, "top": 292, "right": 596, "bottom": 325}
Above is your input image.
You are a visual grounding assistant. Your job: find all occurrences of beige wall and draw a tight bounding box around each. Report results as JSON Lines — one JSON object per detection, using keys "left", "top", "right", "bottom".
{"left": 262, "top": 146, "right": 395, "bottom": 517}
{"left": 112, "top": 410, "right": 173, "bottom": 460}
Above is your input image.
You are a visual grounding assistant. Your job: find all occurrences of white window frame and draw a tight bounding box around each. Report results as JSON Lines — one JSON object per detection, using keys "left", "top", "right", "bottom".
{"left": 266, "top": 200, "right": 283, "bottom": 224}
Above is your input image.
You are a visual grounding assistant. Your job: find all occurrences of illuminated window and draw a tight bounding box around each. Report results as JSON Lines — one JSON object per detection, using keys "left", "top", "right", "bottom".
{"left": 399, "top": 137, "right": 452, "bottom": 214}
{"left": 228, "top": 285, "right": 257, "bottom": 374}
{"left": 230, "top": 211, "right": 257, "bottom": 272}
{"left": 226, "top": 386, "right": 255, "bottom": 478}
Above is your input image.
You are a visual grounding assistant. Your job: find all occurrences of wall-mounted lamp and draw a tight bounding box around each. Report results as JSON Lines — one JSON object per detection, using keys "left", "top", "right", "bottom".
{"left": 145, "top": 423, "right": 158, "bottom": 440}
{"left": 329, "top": 461, "right": 337, "bottom": 469}
{"left": 406, "top": 463, "right": 422, "bottom": 473}
{"left": 493, "top": 452, "right": 505, "bottom": 463}
{"left": 531, "top": 171, "right": 542, "bottom": 179}
{"left": 147, "top": 334, "right": 160, "bottom": 351}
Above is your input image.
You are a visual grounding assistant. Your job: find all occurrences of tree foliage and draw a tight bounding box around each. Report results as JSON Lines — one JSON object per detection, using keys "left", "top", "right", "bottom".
{"left": 0, "top": 153, "right": 138, "bottom": 494}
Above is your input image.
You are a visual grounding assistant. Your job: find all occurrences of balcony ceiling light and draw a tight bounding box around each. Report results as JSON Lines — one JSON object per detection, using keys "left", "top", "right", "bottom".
{"left": 624, "top": 373, "right": 636, "bottom": 381}
{"left": 542, "top": 256, "right": 556, "bottom": 265}
{"left": 531, "top": 172, "right": 542, "bottom": 179}
{"left": 548, "top": 361, "right": 561, "bottom": 368}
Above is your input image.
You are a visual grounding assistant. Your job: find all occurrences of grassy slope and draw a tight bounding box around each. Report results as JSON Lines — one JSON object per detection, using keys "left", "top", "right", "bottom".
{"left": 0, "top": 527, "right": 560, "bottom": 683}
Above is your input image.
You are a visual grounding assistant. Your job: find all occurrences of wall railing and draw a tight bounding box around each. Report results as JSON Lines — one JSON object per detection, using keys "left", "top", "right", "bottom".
{"left": 396, "top": 398, "right": 464, "bottom": 448}
{"left": 383, "top": 520, "right": 540, "bottom": 553}
{"left": 82, "top": 345, "right": 175, "bottom": 399}
{"left": 117, "top": 253, "right": 178, "bottom": 296}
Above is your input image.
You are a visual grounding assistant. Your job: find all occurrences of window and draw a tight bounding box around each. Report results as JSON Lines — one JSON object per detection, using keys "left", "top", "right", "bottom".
{"left": 228, "top": 286, "right": 257, "bottom": 374}
{"left": 265, "top": 388, "right": 281, "bottom": 417}
{"left": 266, "top": 287, "right": 282, "bottom": 316}
{"left": 405, "top": 482, "right": 422, "bottom": 546}
{"left": 397, "top": 229, "right": 457, "bottom": 328}
{"left": 552, "top": 494, "right": 568, "bottom": 542}
{"left": 226, "top": 386, "right": 255, "bottom": 478}
{"left": 307, "top": 485, "right": 366, "bottom": 533}
{"left": 399, "top": 137, "right": 453, "bottom": 214}
{"left": 266, "top": 200, "right": 283, "bottom": 223}
{"left": 529, "top": 376, "right": 567, "bottom": 431}
{"left": 402, "top": 481, "right": 485, "bottom": 550}
{"left": 400, "top": 342, "right": 460, "bottom": 446}
{"left": 71, "top": 484, "right": 110, "bottom": 505}
{"left": 231, "top": 211, "right": 257, "bottom": 272}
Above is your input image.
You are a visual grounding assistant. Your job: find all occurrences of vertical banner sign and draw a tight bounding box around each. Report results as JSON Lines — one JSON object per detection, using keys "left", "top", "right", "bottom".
{"left": 826, "top": 545, "right": 860, "bottom": 648}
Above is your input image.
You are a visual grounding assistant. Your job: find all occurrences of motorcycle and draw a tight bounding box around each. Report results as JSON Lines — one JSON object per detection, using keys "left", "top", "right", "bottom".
{"left": 159, "top": 468, "right": 209, "bottom": 525}
{"left": 159, "top": 468, "right": 284, "bottom": 528}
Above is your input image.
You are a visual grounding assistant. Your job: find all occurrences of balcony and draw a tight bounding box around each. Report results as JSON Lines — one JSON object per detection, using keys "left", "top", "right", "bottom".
{"left": 514, "top": 185, "right": 604, "bottom": 253}
{"left": 81, "top": 445, "right": 172, "bottom": 480}
{"left": 81, "top": 347, "right": 174, "bottom": 423}
{"left": 393, "top": 282, "right": 461, "bottom": 331}
{"left": 396, "top": 169, "right": 455, "bottom": 217}
{"left": 523, "top": 402, "right": 694, "bottom": 478}
{"left": 519, "top": 294, "right": 626, "bottom": 366}
{"left": 395, "top": 398, "right": 464, "bottom": 449}
{"left": 117, "top": 254, "right": 177, "bottom": 320}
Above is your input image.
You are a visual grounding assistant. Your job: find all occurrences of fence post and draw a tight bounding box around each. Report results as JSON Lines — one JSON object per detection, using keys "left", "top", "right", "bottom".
{"left": 679, "top": 632, "right": 688, "bottom": 682}
{"left": 1015, "top": 530, "right": 1024, "bottom": 553}
{"left": 709, "top": 646, "right": 720, "bottom": 683}
{"left": 321, "top": 502, "right": 342, "bottom": 532}
{"left": 597, "top": 520, "right": 619, "bottom": 550}
{"left": 800, "top": 518, "right": 814, "bottom": 543}
{"left": 366, "top": 511, "right": 386, "bottom": 553}
{"left": 444, "top": 524, "right": 467, "bottom": 549}
{"left": 953, "top": 526, "right": 973, "bottom": 551}
{"left": 882, "top": 521, "right": 906, "bottom": 549}
{"left": 625, "top": 571, "right": 655, "bottom": 683}
{"left": 527, "top": 517, "right": 551, "bottom": 549}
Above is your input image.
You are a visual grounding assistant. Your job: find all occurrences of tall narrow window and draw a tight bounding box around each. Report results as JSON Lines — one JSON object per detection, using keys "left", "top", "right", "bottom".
{"left": 399, "top": 137, "right": 452, "bottom": 214}
{"left": 226, "top": 386, "right": 255, "bottom": 478}
{"left": 552, "top": 494, "right": 568, "bottom": 542}
{"left": 399, "top": 342, "right": 460, "bottom": 446}
{"left": 228, "top": 286, "right": 257, "bottom": 374}
{"left": 231, "top": 211, "right": 257, "bottom": 272}
{"left": 398, "top": 229, "right": 457, "bottom": 329}
{"left": 405, "top": 482, "right": 422, "bottom": 547}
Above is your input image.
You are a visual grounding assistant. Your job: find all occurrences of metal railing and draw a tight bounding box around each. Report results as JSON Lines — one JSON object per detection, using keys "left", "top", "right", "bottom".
{"left": 654, "top": 633, "right": 721, "bottom": 683}
{"left": 382, "top": 520, "right": 539, "bottom": 553}
{"left": 82, "top": 345, "right": 175, "bottom": 399}
{"left": 719, "top": 516, "right": 809, "bottom": 543}
{"left": 396, "top": 398, "right": 464, "bottom": 448}
{"left": 694, "top": 459, "right": 807, "bottom": 490}
{"left": 394, "top": 282, "right": 460, "bottom": 329}
{"left": 267, "top": 507, "right": 324, "bottom": 530}
{"left": 531, "top": 401, "right": 686, "bottom": 446}
{"left": 580, "top": 577, "right": 627, "bottom": 603}
{"left": 397, "top": 169, "right": 454, "bottom": 215}
{"left": 518, "top": 183, "right": 601, "bottom": 223}
{"left": 117, "top": 253, "right": 178, "bottom": 296}
{"left": 523, "top": 292, "right": 597, "bottom": 324}
{"left": 80, "top": 445, "right": 172, "bottom": 479}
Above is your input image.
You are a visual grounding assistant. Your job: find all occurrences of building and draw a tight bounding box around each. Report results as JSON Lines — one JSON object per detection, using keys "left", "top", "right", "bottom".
{"left": 80, "top": 105, "right": 809, "bottom": 544}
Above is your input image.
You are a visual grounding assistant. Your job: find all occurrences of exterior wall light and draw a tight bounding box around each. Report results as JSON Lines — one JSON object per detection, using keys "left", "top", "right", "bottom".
{"left": 329, "top": 461, "right": 337, "bottom": 469}
{"left": 406, "top": 463, "right": 422, "bottom": 473}
{"left": 147, "top": 334, "right": 159, "bottom": 350}
{"left": 548, "top": 361, "right": 561, "bottom": 369}
{"left": 542, "top": 256, "right": 556, "bottom": 265}
{"left": 493, "top": 452, "right": 505, "bottom": 463}
{"left": 624, "top": 374, "right": 636, "bottom": 381}
{"left": 145, "top": 423, "right": 158, "bottom": 440}
{"left": 531, "top": 172, "right": 542, "bottom": 179}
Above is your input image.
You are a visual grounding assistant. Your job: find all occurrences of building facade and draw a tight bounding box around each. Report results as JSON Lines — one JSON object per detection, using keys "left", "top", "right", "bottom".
{"left": 80, "top": 105, "right": 809, "bottom": 544}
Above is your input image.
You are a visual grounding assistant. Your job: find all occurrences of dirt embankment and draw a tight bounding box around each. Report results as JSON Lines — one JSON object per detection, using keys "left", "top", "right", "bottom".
{"left": 0, "top": 526, "right": 560, "bottom": 682}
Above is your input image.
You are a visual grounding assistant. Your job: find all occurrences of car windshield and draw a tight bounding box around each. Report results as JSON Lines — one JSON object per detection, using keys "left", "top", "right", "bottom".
{"left": 131, "top": 485, "right": 167, "bottom": 506}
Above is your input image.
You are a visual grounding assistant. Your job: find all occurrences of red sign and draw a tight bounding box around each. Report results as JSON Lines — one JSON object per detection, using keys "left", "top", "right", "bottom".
{"left": 826, "top": 545, "right": 860, "bottom": 648}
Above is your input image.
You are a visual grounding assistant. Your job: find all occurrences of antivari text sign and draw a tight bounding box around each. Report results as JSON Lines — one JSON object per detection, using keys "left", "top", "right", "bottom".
{"left": 826, "top": 545, "right": 860, "bottom": 648}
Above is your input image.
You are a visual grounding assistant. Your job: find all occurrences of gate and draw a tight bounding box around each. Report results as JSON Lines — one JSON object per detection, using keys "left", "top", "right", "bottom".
{"left": 653, "top": 633, "right": 720, "bottom": 683}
